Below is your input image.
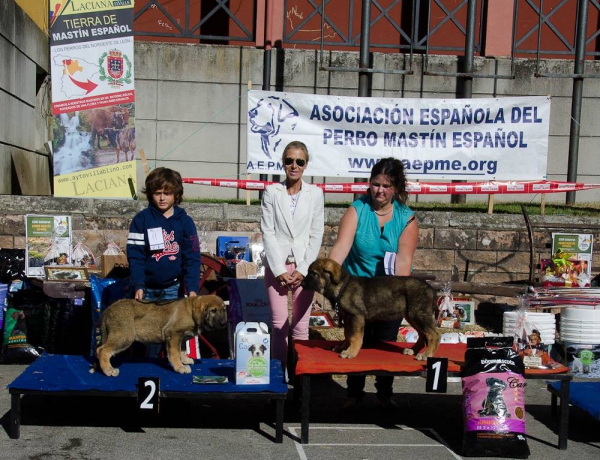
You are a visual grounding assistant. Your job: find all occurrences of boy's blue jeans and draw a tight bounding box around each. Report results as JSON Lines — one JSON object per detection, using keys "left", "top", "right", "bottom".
{"left": 144, "top": 283, "right": 181, "bottom": 302}
{"left": 143, "top": 282, "right": 181, "bottom": 358}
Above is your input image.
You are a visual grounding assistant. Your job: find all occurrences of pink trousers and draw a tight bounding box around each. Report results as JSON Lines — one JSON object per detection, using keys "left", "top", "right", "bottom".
{"left": 264, "top": 264, "right": 314, "bottom": 368}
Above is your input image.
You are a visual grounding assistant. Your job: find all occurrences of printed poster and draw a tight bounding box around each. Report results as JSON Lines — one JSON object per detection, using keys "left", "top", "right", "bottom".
{"left": 246, "top": 90, "right": 550, "bottom": 180}
{"left": 25, "top": 215, "right": 72, "bottom": 278}
{"left": 551, "top": 233, "right": 593, "bottom": 277}
{"left": 49, "top": 0, "right": 136, "bottom": 198}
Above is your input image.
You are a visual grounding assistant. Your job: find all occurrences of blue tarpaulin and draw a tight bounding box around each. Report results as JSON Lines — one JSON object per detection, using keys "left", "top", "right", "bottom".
{"left": 7, "top": 353, "right": 287, "bottom": 395}
{"left": 548, "top": 381, "right": 600, "bottom": 420}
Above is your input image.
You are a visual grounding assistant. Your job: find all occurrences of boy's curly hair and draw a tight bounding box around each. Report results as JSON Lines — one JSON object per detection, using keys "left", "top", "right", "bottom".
{"left": 142, "top": 167, "right": 184, "bottom": 205}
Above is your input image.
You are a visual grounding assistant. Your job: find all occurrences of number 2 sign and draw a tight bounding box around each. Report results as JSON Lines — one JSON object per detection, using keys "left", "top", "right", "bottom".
{"left": 138, "top": 377, "right": 160, "bottom": 413}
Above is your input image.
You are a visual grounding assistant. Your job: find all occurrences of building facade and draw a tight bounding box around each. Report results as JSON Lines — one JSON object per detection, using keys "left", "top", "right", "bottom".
{"left": 3, "top": 0, "right": 600, "bottom": 203}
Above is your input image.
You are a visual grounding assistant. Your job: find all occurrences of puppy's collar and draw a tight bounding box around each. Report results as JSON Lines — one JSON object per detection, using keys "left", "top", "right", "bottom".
{"left": 332, "top": 275, "right": 351, "bottom": 327}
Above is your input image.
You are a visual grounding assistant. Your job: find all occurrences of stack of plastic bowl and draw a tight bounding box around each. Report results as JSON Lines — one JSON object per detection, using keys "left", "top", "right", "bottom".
{"left": 560, "top": 307, "right": 600, "bottom": 344}
{"left": 503, "top": 311, "right": 556, "bottom": 345}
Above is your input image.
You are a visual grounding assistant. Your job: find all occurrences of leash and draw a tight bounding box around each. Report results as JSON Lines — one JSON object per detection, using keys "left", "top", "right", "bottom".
{"left": 286, "top": 287, "right": 294, "bottom": 382}
{"left": 332, "top": 275, "right": 351, "bottom": 328}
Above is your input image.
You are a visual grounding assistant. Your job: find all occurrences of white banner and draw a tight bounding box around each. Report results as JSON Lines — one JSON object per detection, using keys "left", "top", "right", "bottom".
{"left": 246, "top": 91, "right": 550, "bottom": 180}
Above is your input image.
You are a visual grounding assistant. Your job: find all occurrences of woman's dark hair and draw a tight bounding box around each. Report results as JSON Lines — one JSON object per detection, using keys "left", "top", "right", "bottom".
{"left": 369, "top": 157, "right": 408, "bottom": 203}
{"left": 142, "top": 167, "right": 184, "bottom": 205}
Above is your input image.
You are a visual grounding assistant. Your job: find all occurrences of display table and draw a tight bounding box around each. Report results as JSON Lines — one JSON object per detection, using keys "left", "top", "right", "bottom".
{"left": 7, "top": 353, "right": 288, "bottom": 442}
{"left": 548, "top": 381, "right": 600, "bottom": 421}
{"left": 293, "top": 340, "right": 572, "bottom": 448}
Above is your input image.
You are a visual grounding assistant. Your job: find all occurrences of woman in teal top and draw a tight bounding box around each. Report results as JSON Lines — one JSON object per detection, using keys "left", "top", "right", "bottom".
{"left": 329, "top": 157, "right": 418, "bottom": 411}
{"left": 343, "top": 195, "right": 414, "bottom": 277}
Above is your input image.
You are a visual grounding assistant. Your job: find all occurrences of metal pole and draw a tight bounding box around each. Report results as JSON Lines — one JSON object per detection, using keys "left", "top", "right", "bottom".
{"left": 259, "top": 0, "right": 275, "bottom": 196}
{"left": 355, "top": 0, "right": 372, "bottom": 198}
{"left": 463, "top": 0, "right": 476, "bottom": 97}
{"left": 452, "top": 0, "right": 476, "bottom": 204}
{"left": 358, "top": 0, "right": 371, "bottom": 97}
{"left": 566, "top": 0, "right": 588, "bottom": 205}
{"left": 263, "top": 49, "right": 271, "bottom": 91}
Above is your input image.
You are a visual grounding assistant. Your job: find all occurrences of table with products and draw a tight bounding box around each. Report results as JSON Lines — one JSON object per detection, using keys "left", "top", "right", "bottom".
{"left": 7, "top": 353, "right": 288, "bottom": 442}
{"left": 293, "top": 340, "right": 572, "bottom": 448}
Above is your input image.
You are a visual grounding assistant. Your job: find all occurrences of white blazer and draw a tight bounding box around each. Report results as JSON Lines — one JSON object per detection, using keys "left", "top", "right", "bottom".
{"left": 261, "top": 180, "right": 325, "bottom": 277}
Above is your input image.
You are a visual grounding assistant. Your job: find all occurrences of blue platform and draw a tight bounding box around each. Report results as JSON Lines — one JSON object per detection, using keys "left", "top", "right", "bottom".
{"left": 8, "top": 353, "right": 287, "bottom": 394}
{"left": 548, "top": 380, "right": 600, "bottom": 420}
{"left": 7, "top": 353, "right": 287, "bottom": 441}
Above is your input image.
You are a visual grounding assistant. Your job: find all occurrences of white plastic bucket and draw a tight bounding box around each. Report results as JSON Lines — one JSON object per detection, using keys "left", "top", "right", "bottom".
{"left": 503, "top": 311, "right": 556, "bottom": 345}
{"left": 561, "top": 307, "right": 600, "bottom": 321}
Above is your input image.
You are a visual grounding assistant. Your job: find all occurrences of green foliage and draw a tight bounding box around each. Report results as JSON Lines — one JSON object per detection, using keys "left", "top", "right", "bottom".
{"left": 410, "top": 201, "right": 600, "bottom": 216}
{"left": 182, "top": 198, "right": 600, "bottom": 216}
{"left": 50, "top": 117, "right": 65, "bottom": 150}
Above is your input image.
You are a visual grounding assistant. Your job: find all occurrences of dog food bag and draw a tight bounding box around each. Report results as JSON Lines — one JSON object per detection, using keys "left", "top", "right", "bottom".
{"left": 89, "top": 275, "right": 131, "bottom": 356}
{"left": 1, "top": 306, "right": 44, "bottom": 364}
{"left": 461, "top": 336, "right": 530, "bottom": 458}
{"left": 235, "top": 321, "right": 270, "bottom": 385}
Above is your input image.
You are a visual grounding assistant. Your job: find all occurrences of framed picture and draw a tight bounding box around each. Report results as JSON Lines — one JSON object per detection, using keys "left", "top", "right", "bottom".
{"left": 453, "top": 300, "right": 475, "bottom": 325}
{"left": 45, "top": 266, "right": 89, "bottom": 281}
{"left": 309, "top": 312, "right": 334, "bottom": 328}
{"left": 436, "top": 295, "right": 474, "bottom": 329}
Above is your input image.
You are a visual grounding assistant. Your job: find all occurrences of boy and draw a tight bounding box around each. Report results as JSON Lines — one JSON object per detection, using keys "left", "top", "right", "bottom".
{"left": 127, "top": 167, "right": 201, "bottom": 303}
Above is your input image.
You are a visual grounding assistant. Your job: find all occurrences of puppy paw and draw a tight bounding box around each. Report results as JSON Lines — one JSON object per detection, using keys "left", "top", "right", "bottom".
{"left": 402, "top": 349, "right": 415, "bottom": 356}
{"left": 340, "top": 349, "right": 358, "bottom": 359}
{"left": 181, "top": 356, "right": 194, "bottom": 365}
{"left": 104, "top": 368, "right": 119, "bottom": 377}
{"left": 415, "top": 352, "right": 426, "bottom": 361}
{"left": 174, "top": 365, "right": 192, "bottom": 374}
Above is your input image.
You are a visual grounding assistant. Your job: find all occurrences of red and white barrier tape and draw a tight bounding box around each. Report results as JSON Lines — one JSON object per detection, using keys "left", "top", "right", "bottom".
{"left": 183, "top": 178, "right": 600, "bottom": 195}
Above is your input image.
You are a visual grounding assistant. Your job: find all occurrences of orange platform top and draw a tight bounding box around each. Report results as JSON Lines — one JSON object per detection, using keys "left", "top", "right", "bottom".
{"left": 293, "top": 340, "right": 570, "bottom": 376}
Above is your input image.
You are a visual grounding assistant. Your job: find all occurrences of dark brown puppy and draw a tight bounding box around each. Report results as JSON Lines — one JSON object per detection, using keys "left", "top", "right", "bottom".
{"left": 97, "top": 295, "right": 227, "bottom": 376}
{"left": 302, "top": 258, "right": 440, "bottom": 360}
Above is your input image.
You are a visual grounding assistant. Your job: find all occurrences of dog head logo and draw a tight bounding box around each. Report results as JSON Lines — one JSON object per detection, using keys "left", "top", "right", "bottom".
{"left": 248, "top": 343, "right": 267, "bottom": 358}
{"left": 248, "top": 96, "right": 299, "bottom": 159}
{"left": 478, "top": 377, "right": 510, "bottom": 418}
{"left": 246, "top": 343, "right": 268, "bottom": 378}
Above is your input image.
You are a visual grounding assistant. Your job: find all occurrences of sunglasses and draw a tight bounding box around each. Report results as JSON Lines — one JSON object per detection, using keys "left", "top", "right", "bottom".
{"left": 284, "top": 157, "right": 306, "bottom": 167}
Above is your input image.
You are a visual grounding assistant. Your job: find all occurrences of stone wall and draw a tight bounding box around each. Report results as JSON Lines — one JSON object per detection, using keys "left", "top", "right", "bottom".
{"left": 1, "top": 196, "right": 598, "bottom": 305}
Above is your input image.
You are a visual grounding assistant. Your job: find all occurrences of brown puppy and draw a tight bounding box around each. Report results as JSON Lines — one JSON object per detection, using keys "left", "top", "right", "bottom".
{"left": 97, "top": 295, "right": 227, "bottom": 376}
{"left": 302, "top": 258, "right": 440, "bottom": 360}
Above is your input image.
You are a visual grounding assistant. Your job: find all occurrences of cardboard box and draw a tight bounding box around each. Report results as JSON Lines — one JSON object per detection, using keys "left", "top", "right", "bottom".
{"left": 101, "top": 254, "right": 129, "bottom": 278}
{"left": 235, "top": 321, "right": 270, "bottom": 384}
{"left": 235, "top": 261, "right": 257, "bottom": 279}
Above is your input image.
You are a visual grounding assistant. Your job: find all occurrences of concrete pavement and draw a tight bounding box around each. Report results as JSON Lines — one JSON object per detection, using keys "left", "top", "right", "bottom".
{"left": 1, "top": 362, "right": 599, "bottom": 460}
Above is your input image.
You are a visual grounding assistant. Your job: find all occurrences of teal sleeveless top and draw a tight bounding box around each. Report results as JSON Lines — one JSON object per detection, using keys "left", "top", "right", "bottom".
{"left": 343, "top": 195, "right": 414, "bottom": 277}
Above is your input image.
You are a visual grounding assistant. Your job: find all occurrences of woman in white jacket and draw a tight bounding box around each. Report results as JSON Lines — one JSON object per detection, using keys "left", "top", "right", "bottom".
{"left": 261, "top": 141, "right": 325, "bottom": 372}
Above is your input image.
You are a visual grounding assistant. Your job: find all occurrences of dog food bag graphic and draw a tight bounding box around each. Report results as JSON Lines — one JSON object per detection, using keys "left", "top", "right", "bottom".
{"left": 235, "top": 322, "right": 270, "bottom": 385}
{"left": 461, "top": 336, "right": 530, "bottom": 458}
